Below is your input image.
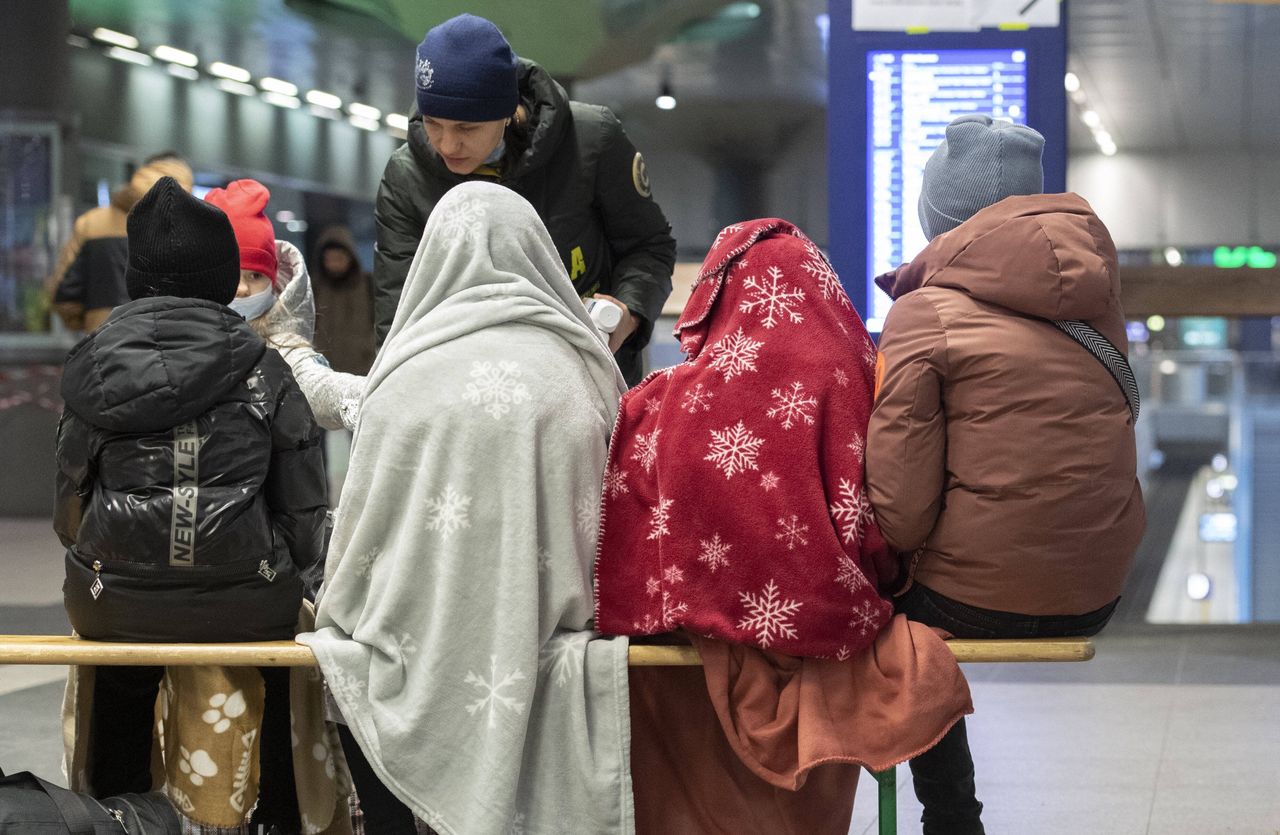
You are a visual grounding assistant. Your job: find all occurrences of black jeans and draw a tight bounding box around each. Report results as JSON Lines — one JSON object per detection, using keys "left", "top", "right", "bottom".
{"left": 88, "top": 665, "right": 300, "bottom": 833}
{"left": 894, "top": 584, "right": 1118, "bottom": 835}
{"left": 336, "top": 723, "right": 419, "bottom": 835}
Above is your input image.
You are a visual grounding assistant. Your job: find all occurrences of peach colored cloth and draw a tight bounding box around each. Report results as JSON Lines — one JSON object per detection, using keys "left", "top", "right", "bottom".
{"left": 630, "top": 616, "right": 972, "bottom": 833}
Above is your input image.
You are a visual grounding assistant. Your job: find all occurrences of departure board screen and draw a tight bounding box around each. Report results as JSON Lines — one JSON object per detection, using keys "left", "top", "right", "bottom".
{"left": 865, "top": 48, "right": 1028, "bottom": 328}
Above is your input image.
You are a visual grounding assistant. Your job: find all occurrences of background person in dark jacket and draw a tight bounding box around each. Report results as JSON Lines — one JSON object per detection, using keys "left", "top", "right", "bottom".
{"left": 866, "top": 116, "right": 1144, "bottom": 835}
{"left": 312, "top": 225, "right": 376, "bottom": 376}
{"left": 44, "top": 152, "right": 193, "bottom": 332}
{"left": 53, "top": 177, "right": 327, "bottom": 827}
{"left": 374, "top": 13, "right": 676, "bottom": 385}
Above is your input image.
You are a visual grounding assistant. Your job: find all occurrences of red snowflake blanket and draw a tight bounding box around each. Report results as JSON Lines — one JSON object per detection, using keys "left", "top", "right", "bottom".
{"left": 595, "top": 219, "right": 901, "bottom": 658}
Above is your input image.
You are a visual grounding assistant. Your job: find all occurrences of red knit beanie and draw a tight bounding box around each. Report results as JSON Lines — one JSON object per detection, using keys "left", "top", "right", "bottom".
{"left": 203, "top": 179, "right": 278, "bottom": 285}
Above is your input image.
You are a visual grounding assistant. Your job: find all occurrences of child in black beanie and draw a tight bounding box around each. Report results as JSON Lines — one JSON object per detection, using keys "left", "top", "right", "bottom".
{"left": 54, "top": 177, "right": 326, "bottom": 833}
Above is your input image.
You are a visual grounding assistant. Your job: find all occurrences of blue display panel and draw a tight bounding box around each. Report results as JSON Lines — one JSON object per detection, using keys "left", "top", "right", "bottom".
{"left": 865, "top": 48, "right": 1029, "bottom": 327}
{"left": 827, "top": 8, "right": 1066, "bottom": 331}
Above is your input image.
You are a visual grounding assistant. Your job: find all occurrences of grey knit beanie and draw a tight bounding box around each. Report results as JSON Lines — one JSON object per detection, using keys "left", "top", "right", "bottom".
{"left": 918, "top": 114, "right": 1045, "bottom": 241}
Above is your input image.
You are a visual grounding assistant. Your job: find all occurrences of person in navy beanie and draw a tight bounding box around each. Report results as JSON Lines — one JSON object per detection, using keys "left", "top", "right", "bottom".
{"left": 55, "top": 176, "right": 327, "bottom": 833}
{"left": 367, "top": 12, "right": 676, "bottom": 387}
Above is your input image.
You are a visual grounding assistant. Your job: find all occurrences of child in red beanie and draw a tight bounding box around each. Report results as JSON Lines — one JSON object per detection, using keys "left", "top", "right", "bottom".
{"left": 204, "top": 179, "right": 280, "bottom": 323}
{"left": 206, "top": 179, "right": 367, "bottom": 433}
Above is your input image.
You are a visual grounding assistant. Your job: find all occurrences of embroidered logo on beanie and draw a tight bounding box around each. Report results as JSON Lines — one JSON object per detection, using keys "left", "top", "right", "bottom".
{"left": 416, "top": 55, "right": 434, "bottom": 91}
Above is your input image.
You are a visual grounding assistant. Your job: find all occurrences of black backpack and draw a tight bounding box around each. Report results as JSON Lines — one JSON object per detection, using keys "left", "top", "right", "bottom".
{"left": 0, "top": 768, "right": 179, "bottom": 834}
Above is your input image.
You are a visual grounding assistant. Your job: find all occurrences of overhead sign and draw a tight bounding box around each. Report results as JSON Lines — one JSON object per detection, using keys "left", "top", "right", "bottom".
{"left": 828, "top": 1, "right": 1066, "bottom": 326}
{"left": 853, "top": 0, "right": 1061, "bottom": 32}
{"left": 865, "top": 48, "right": 1029, "bottom": 327}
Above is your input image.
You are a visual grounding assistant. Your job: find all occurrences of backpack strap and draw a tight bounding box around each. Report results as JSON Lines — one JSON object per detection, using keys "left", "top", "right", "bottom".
{"left": 31, "top": 774, "right": 102, "bottom": 835}
{"left": 1052, "top": 319, "right": 1140, "bottom": 422}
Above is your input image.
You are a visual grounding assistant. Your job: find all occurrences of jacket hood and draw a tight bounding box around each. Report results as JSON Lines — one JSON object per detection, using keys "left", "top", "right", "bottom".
{"left": 876, "top": 193, "right": 1119, "bottom": 322}
{"left": 407, "top": 58, "right": 570, "bottom": 182}
{"left": 115, "top": 159, "right": 196, "bottom": 211}
{"left": 61, "top": 297, "right": 265, "bottom": 433}
{"left": 311, "top": 225, "right": 362, "bottom": 281}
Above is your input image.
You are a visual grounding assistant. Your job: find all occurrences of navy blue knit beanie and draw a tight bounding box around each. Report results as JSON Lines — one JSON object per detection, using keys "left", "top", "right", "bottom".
{"left": 415, "top": 14, "right": 519, "bottom": 122}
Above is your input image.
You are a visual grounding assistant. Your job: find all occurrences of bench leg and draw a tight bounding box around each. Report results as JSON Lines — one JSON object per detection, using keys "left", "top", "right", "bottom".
{"left": 874, "top": 766, "right": 897, "bottom": 835}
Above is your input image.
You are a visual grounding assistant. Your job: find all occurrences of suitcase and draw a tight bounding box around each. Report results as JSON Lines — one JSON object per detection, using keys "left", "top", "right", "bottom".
{"left": 0, "top": 767, "right": 179, "bottom": 834}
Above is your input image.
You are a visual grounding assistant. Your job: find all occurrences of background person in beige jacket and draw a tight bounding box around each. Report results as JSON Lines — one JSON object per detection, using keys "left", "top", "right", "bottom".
{"left": 45, "top": 152, "right": 194, "bottom": 332}
{"left": 866, "top": 115, "right": 1146, "bottom": 835}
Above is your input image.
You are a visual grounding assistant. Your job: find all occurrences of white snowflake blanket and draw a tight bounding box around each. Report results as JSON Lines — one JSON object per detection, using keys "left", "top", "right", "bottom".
{"left": 299, "top": 182, "right": 633, "bottom": 835}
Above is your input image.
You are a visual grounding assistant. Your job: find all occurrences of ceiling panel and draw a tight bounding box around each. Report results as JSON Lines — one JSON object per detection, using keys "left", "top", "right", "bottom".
{"left": 63, "top": 0, "right": 1280, "bottom": 160}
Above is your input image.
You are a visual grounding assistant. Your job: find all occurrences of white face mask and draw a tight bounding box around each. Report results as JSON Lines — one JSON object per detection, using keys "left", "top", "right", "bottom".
{"left": 229, "top": 287, "right": 276, "bottom": 321}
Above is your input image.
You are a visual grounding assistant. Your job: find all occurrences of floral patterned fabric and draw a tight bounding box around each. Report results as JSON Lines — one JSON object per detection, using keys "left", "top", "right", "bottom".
{"left": 595, "top": 219, "right": 899, "bottom": 658}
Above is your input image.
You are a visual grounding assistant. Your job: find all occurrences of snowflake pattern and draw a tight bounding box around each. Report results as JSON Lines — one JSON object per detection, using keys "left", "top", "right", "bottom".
{"left": 704, "top": 420, "right": 765, "bottom": 480}
{"left": 463, "top": 361, "right": 530, "bottom": 419}
{"left": 740, "top": 266, "right": 805, "bottom": 328}
{"left": 849, "top": 600, "right": 885, "bottom": 638}
{"left": 663, "top": 565, "right": 685, "bottom": 584}
{"left": 801, "top": 243, "right": 851, "bottom": 308}
{"left": 539, "top": 634, "right": 579, "bottom": 688}
{"left": 326, "top": 668, "right": 368, "bottom": 703}
{"left": 681, "top": 383, "right": 715, "bottom": 413}
{"left": 463, "top": 655, "right": 528, "bottom": 728}
{"left": 508, "top": 812, "right": 527, "bottom": 835}
{"left": 767, "top": 381, "right": 819, "bottom": 429}
{"left": 713, "top": 223, "right": 744, "bottom": 248}
{"left": 646, "top": 576, "right": 662, "bottom": 597}
{"left": 708, "top": 327, "right": 764, "bottom": 383}
{"left": 647, "top": 496, "right": 673, "bottom": 540}
{"left": 697, "top": 533, "right": 732, "bottom": 572}
{"left": 632, "top": 429, "right": 661, "bottom": 473}
{"left": 633, "top": 613, "right": 663, "bottom": 632}
{"left": 835, "top": 554, "right": 871, "bottom": 594}
{"left": 848, "top": 434, "right": 866, "bottom": 463}
{"left": 425, "top": 485, "right": 472, "bottom": 538}
{"left": 834, "top": 645, "right": 852, "bottom": 662}
{"left": 660, "top": 590, "right": 689, "bottom": 629}
{"left": 829, "top": 478, "right": 875, "bottom": 546}
{"left": 437, "top": 198, "right": 487, "bottom": 245}
{"left": 775, "top": 514, "right": 810, "bottom": 551}
{"left": 738, "top": 580, "right": 803, "bottom": 648}
{"left": 575, "top": 494, "right": 598, "bottom": 536}
{"left": 760, "top": 472, "right": 780, "bottom": 491}
{"left": 347, "top": 545, "right": 381, "bottom": 580}
{"left": 833, "top": 368, "right": 850, "bottom": 388}
{"left": 383, "top": 632, "right": 420, "bottom": 667}
{"left": 644, "top": 396, "right": 663, "bottom": 415}
{"left": 603, "top": 463, "right": 629, "bottom": 499}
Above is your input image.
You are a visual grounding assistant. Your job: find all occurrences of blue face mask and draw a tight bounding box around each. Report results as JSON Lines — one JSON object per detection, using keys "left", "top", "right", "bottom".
{"left": 229, "top": 287, "right": 275, "bottom": 321}
{"left": 483, "top": 138, "right": 505, "bottom": 165}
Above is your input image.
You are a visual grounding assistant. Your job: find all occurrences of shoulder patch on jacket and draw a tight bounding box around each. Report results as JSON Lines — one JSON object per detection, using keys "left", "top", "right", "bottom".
{"left": 631, "top": 152, "right": 652, "bottom": 198}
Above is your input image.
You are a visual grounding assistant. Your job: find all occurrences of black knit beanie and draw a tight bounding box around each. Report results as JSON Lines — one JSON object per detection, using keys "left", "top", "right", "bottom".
{"left": 125, "top": 176, "right": 241, "bottom": 304}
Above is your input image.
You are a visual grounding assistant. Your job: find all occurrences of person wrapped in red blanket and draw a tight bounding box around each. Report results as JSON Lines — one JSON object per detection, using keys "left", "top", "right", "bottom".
{"left": 595, "top": 219, "right": 972, "bottom": 833}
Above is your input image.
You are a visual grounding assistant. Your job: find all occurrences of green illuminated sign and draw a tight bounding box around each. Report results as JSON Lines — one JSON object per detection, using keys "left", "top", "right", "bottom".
{"left": 1214, "top": 246, "right": 1278, "bottom": 269}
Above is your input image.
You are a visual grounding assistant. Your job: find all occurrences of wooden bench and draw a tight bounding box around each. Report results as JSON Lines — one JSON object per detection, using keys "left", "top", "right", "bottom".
{"left": 0, "top": 634, "right": 1094, "bottom": 834}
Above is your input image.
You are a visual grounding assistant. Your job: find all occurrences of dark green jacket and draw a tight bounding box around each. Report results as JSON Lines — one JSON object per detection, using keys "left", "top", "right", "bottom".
{"left": 372, "top": 59, "right": 676, "bottom": 385}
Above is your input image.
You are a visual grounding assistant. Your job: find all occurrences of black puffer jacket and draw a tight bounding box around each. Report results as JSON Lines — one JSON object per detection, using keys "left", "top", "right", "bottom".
{"left": 54, "top": 297, "right": 328, "bottom": 642}
{"left": 373, "top": 59, "right": 676, "bottom": 385}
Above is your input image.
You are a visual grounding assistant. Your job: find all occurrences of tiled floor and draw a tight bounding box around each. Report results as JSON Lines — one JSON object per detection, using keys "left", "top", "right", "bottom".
{"left": 3, "top": 517, "right": 1279, "bottom": 833}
